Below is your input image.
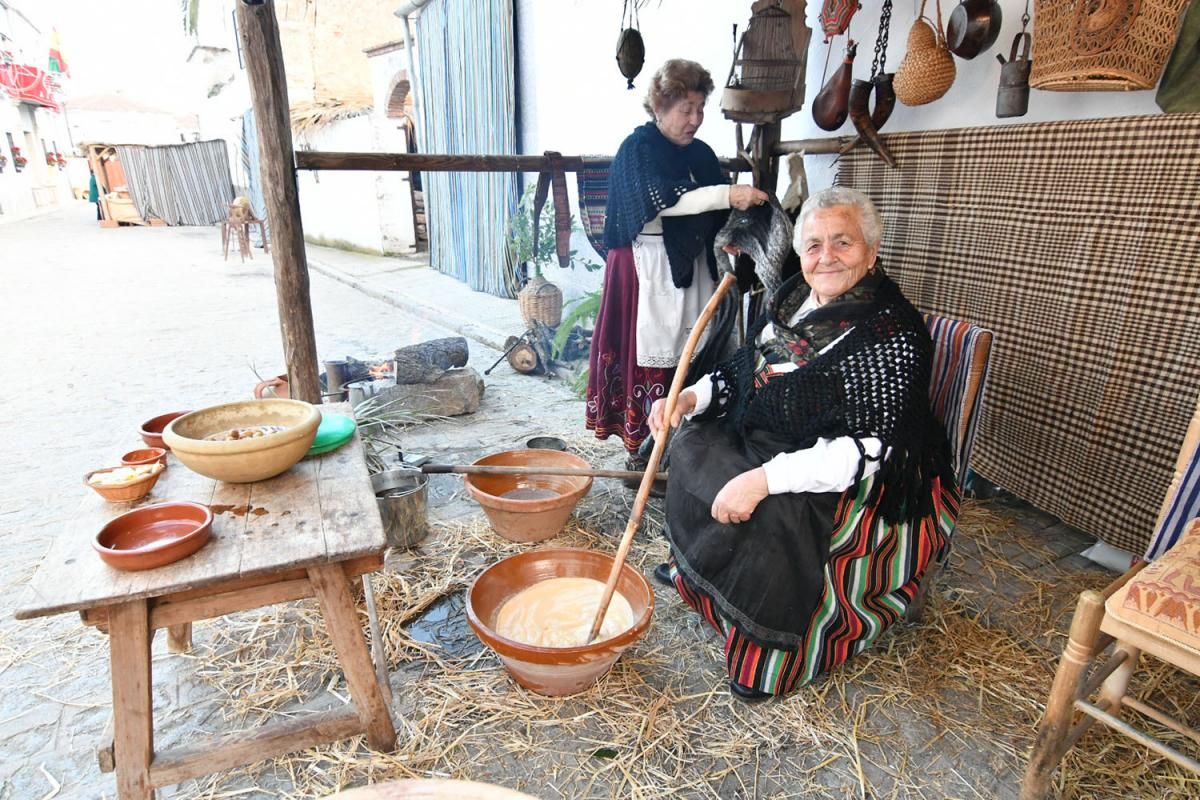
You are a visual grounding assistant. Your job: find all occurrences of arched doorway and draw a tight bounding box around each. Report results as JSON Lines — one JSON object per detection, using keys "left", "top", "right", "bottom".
{"left": 385, "top": 71, "right": 425, "bottom": 249}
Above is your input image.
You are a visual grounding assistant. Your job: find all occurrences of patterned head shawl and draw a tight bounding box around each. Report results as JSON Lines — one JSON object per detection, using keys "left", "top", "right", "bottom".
{"left": 602, "top": 122, "right": 728, "bottom": 288}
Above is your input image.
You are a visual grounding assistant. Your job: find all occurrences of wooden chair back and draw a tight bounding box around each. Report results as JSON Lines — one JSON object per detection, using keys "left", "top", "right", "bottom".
{"left": 924, "top": 314, "right": 994, "bottom": 486}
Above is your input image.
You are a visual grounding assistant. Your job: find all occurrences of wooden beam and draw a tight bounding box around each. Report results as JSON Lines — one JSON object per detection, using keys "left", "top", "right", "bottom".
{"left": 293, "top": 138, "right": 848, "bottom": 175}
{"left": 149, "top": 706, "right": 364, "bottom": 787}
{"left": 295, "top": 150, "right": 752, "bottom": 174}
{"left": 236, "top": 0, "right": 320, "bottom": 404}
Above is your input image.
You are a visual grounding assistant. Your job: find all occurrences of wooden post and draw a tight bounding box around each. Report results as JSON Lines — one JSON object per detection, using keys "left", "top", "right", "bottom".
{"left": 236, "top": 0, "right": 321, "bottom": 404}
{"left": 750, "top": 121, "right": 782, "bottom": 193}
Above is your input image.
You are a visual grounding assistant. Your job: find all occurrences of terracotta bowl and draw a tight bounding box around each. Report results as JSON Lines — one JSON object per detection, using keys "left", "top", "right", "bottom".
{"left": 120, "top": 447, "right": 168, "bottom": 468}
{"left": 93, "top": 501, "right": 213, "bottom": 571}
{"left": 140, "top": 411, "right": 190, "bottom": 451}
{"left": 464, "top": 449, "right": 593, "bottom": 543}
{"left": 467, "top": 547, "right": 654, "bottom": 696}
{"left": 163, "top": 399, "right": 321, "bottom": 483}
{"left": 84, "top": 462, "right": 165, "bottom": 503}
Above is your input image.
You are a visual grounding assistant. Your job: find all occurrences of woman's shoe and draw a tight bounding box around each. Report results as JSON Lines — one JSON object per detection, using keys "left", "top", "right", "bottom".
{"left": 728, "top": 681, "right": 772, "bottom": 703}
{"left": 652, "top": 563, "right": 673, "bottom": 587}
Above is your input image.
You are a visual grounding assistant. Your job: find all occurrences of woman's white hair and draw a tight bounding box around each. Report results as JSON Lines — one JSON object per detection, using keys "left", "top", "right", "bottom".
{"left": 794, "top": 186, "right": 883, "bottom": 250}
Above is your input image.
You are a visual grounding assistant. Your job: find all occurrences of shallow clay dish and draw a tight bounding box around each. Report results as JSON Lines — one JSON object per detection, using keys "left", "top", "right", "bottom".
{"left": 464, "top": 449, "right": 593, "bottom": 543}
{"left": 84, "top": 463, "right": 165, "bottom": 503}
{"left": 163, "top": 399, "right": 321, "bottom": 483}
{"left": 140, "top": 411, "right": 190, "bottom": 451}
{"left": 120, "top": 447, "right": 168, "bottom": 468}
{"left": 467, "top": 547, "right": 654, "bottom": 696}
{"left": 93, "top": 501, "right": 213, "bottom": 571}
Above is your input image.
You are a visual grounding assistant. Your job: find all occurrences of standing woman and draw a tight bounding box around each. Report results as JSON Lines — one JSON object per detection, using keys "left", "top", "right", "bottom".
{"left": 586, "top": 58, "right": 768, "bottom": 473}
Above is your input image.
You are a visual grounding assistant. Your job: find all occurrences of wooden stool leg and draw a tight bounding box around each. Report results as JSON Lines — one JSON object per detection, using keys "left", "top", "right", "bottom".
{"left": 362, "top": 574, "right": 392, "bottom": 705}
{"left": 109, "top": 600, "right": 156, "bottom": 800}
{"left": 166, "top": 623, "right": 192, "bottom": 653}
{"left": 222, "top": 222, "right": 231, "bottom": 260}
{"left": 1021, "top": 590, "right": 1105, "bottom": 800}
{"left": 308, "top": 564, "right": 396, "bottom": 751}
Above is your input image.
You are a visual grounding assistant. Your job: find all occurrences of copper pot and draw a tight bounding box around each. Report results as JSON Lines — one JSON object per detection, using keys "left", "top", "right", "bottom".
{"left": 946, "top": 0, "right": 1002, "bottom": 60}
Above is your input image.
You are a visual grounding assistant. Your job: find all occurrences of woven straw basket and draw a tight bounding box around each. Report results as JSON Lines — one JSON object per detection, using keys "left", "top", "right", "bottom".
{"left": 518, "top": 275, "right": 563, "bottom": 327}
{"left": 894, "top": 0, "right": 957, "bottom": 106}
{"left": 1031, "top": 0, "right": 1190, "bottom": 91}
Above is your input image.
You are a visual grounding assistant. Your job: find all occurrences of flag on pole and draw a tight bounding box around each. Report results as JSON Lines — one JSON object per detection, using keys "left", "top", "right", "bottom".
{"left": 48, "top": 28, "right": 69, "bottom": 76}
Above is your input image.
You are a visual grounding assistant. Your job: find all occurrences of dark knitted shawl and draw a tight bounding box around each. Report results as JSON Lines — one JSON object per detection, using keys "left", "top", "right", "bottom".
{"left": 602, "top": 122, "right": 727, "bottom": 288}
{"left": 696, "top": 269, "right": 954, "bottom": 523}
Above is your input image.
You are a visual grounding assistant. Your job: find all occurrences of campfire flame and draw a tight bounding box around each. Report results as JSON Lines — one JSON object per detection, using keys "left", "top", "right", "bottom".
{"left": 368, "top": 361, "right": 393, "bottom": 379}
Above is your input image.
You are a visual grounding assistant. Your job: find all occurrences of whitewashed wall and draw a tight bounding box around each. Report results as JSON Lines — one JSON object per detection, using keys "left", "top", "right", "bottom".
{"left": 515, "top": 0, "right": 1166, "bottom": 300}
{"left": 295, "top": 114, "right": 416, "bottom": 255}
{"left": 0, "top": 102, "right": 74, "bottom": 222}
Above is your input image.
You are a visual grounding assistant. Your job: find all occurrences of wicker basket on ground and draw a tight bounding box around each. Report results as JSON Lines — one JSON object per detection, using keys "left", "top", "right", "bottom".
{"left": 1030, "top": 0, "right": 1190, "bottom": 91}
{"left": 518, "top": 275, "right": 563, "bottom": 328}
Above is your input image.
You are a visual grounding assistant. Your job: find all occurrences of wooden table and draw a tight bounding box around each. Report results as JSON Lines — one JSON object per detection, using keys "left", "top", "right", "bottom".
{"left": 14, "top": 421, "right": 395, "bottom": 799}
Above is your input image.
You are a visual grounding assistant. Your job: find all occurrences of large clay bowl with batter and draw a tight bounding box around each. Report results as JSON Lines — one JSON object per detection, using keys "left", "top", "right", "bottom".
{"left": 464, "top": 449, "right": 593, "bottom": 542}
{"left": 163, "top": 399, "right": 320, "bottom": 483}
{"left": 467, "top": 547, "right": 654, "bottom": 696}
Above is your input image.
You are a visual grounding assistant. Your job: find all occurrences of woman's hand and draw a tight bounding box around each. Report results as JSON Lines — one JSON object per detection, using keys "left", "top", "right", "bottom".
{"left": 729, "top": 185, "right": 770, "bottom": 211}
{"left": 711, "top": 467, "right": 769, "bottom": 525}
{"left": 647, "top": 390, "right": 697, "bottom": 438}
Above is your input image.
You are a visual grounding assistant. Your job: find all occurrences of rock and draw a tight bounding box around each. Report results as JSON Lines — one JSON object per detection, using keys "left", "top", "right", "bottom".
{"left": 371, "top": 367, "right": 484, "bottom": 416}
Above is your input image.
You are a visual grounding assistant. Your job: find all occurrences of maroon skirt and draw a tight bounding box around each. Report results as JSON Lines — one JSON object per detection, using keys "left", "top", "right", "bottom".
{"left": 585, "top": 245, "right": 673, "bottom": 454}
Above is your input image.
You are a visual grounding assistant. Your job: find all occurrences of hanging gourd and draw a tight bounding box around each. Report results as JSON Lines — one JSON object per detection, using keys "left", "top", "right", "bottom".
{"left": 721, "top": 0, "right": 811, "bottom": 124}
{"left": 812, "top": 0, "right": 861, "bottom": 130}
{"left": 847, "top": 0, "right": 898, "bottom": 166}
{"left": 615, "top": 0, "right": 645, "bottom": 90}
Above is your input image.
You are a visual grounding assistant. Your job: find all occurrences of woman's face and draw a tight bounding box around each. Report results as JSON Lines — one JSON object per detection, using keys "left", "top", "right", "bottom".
{"left": 797, "top": 206, "right": 879, "bottom": 305}
{"left": 656, "top": 90, "right": 706, "bottom": 146}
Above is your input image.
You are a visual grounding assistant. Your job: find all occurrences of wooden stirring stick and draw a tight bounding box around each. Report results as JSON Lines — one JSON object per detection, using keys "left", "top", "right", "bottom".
{"left": 587, "top": 272, "right": 738, "bottom": 643}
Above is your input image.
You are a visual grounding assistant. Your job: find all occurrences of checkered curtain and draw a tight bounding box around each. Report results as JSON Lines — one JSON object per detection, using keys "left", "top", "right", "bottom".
{"left": 837, "top": 113, "right": 1200, "bottom": 554}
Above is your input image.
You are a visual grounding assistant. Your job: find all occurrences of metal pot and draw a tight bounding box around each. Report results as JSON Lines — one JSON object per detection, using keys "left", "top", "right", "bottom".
{"left": 946, "top": 0, "right": 1003, "bottom": 60}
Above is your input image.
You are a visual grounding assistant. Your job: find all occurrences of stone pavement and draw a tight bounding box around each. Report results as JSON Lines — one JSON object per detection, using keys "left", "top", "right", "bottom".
{"left": 0, "top": 204, "right": 595, "bottom": 799}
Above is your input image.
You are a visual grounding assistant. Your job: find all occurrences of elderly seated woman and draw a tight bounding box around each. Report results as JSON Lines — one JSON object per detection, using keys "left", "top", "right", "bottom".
{"left": 648, "top": 186, "right": 960, "bottom": 701}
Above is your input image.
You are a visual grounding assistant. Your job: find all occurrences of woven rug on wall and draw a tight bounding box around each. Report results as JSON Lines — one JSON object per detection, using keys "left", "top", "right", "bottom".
{"left": 836, "top": 113, "right": 1200, "bottom": 554}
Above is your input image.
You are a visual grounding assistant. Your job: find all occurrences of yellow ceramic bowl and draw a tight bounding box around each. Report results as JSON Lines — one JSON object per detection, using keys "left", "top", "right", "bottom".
{"left": 163, "top": 399, "right": 320, "bottom": 483}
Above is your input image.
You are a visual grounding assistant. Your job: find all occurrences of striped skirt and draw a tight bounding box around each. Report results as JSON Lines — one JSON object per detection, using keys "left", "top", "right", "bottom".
{"left": 667, "top": 473, "right": 959, "bottom": 694}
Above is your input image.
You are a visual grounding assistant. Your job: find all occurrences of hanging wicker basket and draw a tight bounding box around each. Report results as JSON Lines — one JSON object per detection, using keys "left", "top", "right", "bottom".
{"left": 1030, "top": 0, "right": 1190, "bottom": 91}
{"left": 894, "top": 0, "right": 957, "bottom": 106}
{"left": 518, "top": 275, "right": 563, "bottom": 328}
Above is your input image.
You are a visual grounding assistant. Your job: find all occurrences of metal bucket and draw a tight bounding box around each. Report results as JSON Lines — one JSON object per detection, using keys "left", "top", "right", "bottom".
{"left": 371, "top": 468, "right": 428, "bottom": 549}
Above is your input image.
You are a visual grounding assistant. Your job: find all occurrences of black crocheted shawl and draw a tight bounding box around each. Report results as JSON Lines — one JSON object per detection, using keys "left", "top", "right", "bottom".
{"left": 602, "top": 122, "right": 728, "bottom": 288}
{"left": 696, "top": 269, "right": 955, "bottom": 523}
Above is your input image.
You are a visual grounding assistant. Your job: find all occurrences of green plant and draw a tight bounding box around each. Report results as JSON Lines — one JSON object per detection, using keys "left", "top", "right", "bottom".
{"left": 551, "top": 290, "right": 601, "bottom": 358}
{"left": 552, "top": 291, "right": 602, "bottom": 398}
{"left": 508, "top": 184, "right": 601, "bottom": 279}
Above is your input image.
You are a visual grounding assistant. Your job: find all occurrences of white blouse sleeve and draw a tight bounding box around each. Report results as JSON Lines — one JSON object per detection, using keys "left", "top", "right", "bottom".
{"left": 762, "top": 437, "right": 886, "bottom": 494}
{"left": 658, "top": 185, "right": 730, "bottom": 216}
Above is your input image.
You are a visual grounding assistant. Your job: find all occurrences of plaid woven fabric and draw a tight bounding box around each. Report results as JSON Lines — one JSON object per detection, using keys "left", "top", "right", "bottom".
{"left": 925, "top": 314, "right": 992, "bottom": 487}
{"left": 576, "top": 158, "right": 610, "bottom": 260}
{"left": 1144, "top": 446, "right": 1200, "bottom": 561}
{"left": 837, "top": 113, "right": 1200, "bottom": 554}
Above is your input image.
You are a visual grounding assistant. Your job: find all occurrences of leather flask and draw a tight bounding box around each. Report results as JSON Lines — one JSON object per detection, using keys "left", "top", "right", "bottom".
{"left": 995, "top": 32, "right": 1031, "bottom": 118}
{"left": 813, "top": 42, "right": 858, "bottom": 131}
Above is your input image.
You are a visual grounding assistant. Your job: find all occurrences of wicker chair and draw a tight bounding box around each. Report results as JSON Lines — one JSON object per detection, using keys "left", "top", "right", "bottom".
{"left": 906, "top": 313, "right": 994, "bottom": 623}
{"left": 1021, "top": 396, "right": 1200, "bottom": 798}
